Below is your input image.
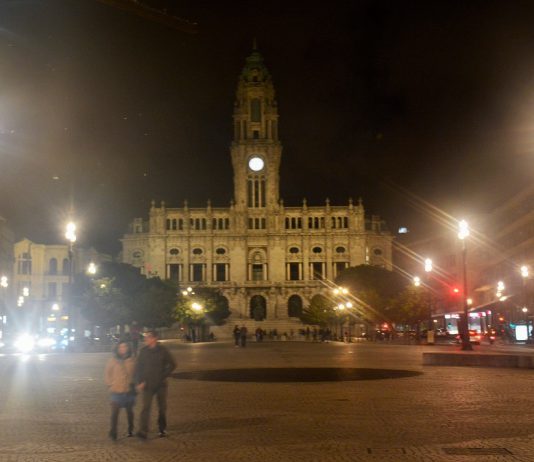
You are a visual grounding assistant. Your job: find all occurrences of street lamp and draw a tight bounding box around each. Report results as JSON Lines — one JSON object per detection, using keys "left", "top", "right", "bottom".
{"left": 0, "top": 276, "right": 7, "bottom": 331}
{"left": 520, "top": 265, "right": 529, "bottom": 325}
{"left": 87, "top": 262, "right": 97, "bottom": 275}
{"left": 458, "top": 219, "right": 472, "bottom": 351}
{"left": 423, "top": 258, "right": 434, "bottom": 344}
{"left": 65, "top": 222, "right": 77, "bottom": 344}
{"left": 413, "top": 276, "right": 421, "bottom": 287}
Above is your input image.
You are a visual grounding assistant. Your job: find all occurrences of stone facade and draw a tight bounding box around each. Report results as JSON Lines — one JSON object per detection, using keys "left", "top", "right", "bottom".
{"left": 12, "top": 238, "right": 110, "bottom": 332}
{"left": 121, "top": 47, "right": 393, "bottom": 328}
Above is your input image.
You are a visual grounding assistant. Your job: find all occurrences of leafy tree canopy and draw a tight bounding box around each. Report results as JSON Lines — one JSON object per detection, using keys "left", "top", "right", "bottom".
{"left": 175, "top": 287, "right": 231, "bottom": 327}
{"left": 300, "top": 294, "right": 335, "bottom": 327}
{"left": 74, "top": 262, "right": 176, "bottom": 329}
{"left": 335, "top": 265, "right": 407, "bottom": 322}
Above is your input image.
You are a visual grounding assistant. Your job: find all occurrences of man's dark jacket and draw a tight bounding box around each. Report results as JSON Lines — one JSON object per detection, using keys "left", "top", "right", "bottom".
{"left": 134, "top": 343, "right": 176, "bottom": 390}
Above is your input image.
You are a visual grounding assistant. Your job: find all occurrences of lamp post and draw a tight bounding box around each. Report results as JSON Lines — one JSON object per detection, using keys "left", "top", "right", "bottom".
{"left": 521, "top": 265, "right": 529, "bottom": 329}
{"left": 0, "top": 275, "right": 7, "bottom": 338}
{"left": 191, "top": 302, "right": 204, "bottom": 342}
{"left": 458, "top": 220, "right": 472, "bottom": 351}
{"left": 424, "top": 258, "right": 435, "bottom": 344}
{"left": 65, "top": 222, "right": 76, "bottom": 345}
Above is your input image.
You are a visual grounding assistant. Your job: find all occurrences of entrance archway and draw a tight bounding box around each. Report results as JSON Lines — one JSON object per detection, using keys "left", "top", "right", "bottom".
{"left": 287, "top": 294, "right": 303, "bottom": 318}
{"left": 250, "top": 295, "right": 267, "bottom": 321}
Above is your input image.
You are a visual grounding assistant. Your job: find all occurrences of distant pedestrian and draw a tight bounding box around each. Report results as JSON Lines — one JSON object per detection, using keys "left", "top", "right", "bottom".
{"left": 240, "top": 325, "right": 248, "bottom": 347}
{"left": 233, "top": 325, "right": 240, "bottom": 347}
{"left": 105, "top": 341, "right": 136, "bottom": 441}
{"left": 255, "top": 327, "right": 263, "bottom": 342}
{"left": 134, "top": 330, "right": 176, "bottom": 439}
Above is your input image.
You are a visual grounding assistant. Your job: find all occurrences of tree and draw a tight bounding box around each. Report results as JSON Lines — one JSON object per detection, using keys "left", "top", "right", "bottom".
{"left": 300, "top": 294, "right": 335, "bottom": 327}
{"left": 335, "top": 265, "right": 407, "bottom": 322}
{"left": 74, "top": 262, "right": 177, "bottom": 330}
{"left": 174, "top": 287, "right": 231, "bottom": 328}
{"left": 391, "top": 286, "right": 434, "bottom": 327}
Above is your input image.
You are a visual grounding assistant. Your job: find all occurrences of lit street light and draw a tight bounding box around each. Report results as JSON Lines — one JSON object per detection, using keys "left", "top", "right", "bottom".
{"left": 413, "top": 276, "right": 421, "bottom": 287}
{"left": 458, "top": 219, "right": 472, "bottom": 351}
{"left": 423, "top": 258, "right": 434, "bottom": 344}
{"left": 87, "top": 262, "right": 97, "bottom": 275}
{"left": 65, "top": 221, "right": 77, "bottom": 345}
{"left": 520, "top": 265, "right": 529, "bottom": 324}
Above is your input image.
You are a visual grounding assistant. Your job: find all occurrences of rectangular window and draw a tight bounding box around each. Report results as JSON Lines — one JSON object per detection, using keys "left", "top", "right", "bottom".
{"left": 252, "top": 264, "right": 264, "bottom": 281}
{"left": 48, "top": 282, "right": 57, "bottom": 298}
{"left": 61, "top": 283, "right": 69, "bottom": 298}
{"left": 169, "top": 264, "right": 181, "bottom": 282}
{"left": 288, "top": 263, "right": 301, "bottom": 281}
{"left": 247, "top": 179, "right": 253, "bottom": 207}
{"left": 191, "top": 264, "right": 204, "bottom": 282}
{"left": 251, "top": 98, "right": 261, "bottom": 122}
{"left": 311, "top": 262, "right": 324, "bottom": 280}
{"left": 215, "top": 263, "right": 227, "bottom": 282}
{"left": 335, "top": 262, "right": 348, "bottom": 277}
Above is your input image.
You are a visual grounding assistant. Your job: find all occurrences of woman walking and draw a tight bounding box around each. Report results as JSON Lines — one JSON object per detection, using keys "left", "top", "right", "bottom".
{"left": 105, "top": 340, "right": 136, "bottom": 440}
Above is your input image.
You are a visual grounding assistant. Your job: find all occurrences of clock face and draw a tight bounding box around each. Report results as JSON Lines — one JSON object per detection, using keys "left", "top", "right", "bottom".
{"left": 248, "top": 156, "right": 264, "bottom": 172}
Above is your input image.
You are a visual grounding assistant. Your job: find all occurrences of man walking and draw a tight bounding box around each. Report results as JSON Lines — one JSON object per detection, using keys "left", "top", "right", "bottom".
{"left": 135, "top": 330, "right": 176, "bottom": 439}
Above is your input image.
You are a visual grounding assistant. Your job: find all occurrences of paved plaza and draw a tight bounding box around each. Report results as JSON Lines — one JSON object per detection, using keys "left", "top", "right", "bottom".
{"left": 1, "top": 341, "right": 534, "bottom": 461}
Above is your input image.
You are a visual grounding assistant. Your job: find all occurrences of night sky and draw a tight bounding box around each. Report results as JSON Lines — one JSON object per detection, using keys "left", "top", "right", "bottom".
{"left": 1, "top": 0, "right": 533, "bottom": 254}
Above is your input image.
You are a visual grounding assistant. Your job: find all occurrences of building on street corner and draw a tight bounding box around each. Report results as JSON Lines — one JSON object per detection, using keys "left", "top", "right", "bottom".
{"left": 121, "top": 46, "right": 393, "bottom": 333}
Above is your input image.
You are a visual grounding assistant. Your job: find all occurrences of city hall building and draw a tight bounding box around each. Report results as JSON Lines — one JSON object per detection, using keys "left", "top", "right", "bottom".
{"left": 122, "top": 47, "right": 393, "bottom": 331}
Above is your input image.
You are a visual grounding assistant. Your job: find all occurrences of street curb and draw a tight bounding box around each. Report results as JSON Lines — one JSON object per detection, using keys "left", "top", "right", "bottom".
{"left": 423, "top": 352, "right": 534, "bottom": 368}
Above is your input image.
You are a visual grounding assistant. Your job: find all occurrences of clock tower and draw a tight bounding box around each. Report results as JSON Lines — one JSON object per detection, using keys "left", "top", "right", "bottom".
{"left": 231, "top": 45, "right": 282, "bottom": 212}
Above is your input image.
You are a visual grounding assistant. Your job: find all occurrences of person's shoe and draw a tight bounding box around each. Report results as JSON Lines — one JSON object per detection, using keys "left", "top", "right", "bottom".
{"left": 158, "top": 431, "right": 167, "bottom": 438}
{"left": 127, "top": 431, "right": 134, "bottom": 437}
{"left": 136, "top": 432, "right": 147, "bottom": 440}
{"left": 108, "top": 431, "right": 117, "bottom": 441}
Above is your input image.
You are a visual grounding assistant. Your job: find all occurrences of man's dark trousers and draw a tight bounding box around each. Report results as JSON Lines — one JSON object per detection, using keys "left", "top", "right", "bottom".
{"left": 139, "top": 385, "right": 168, "bottom": 434}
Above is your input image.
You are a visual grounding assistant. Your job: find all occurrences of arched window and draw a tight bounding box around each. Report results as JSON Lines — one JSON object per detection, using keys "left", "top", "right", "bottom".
{"left": 216, "top": 247, "right": 226, "bottom": 255}
{"left": 169, "top": 248, "right": 180, "bottom": 256}
{"left": 289, "top": 247, "right": 299, "bottom": 254}
{"left": 335, "top": 246, "right": 346, "bottom": 254}
{"left": 287, "top": 295, "right": 303, "bottom": 318}
{"left": 62, "top": 258, "right": 70, "bottom": 275}
{"left": 250, "top": 295, "right": 267, "bottom": 321}
{"left": 312, "top": 246, "right": 322, "bottom": 254}
{"left": 49, "top": 258, "right": 58, "bottom": 275}
{"left": 192, "top": 248, "right": 203, "bottom": 255}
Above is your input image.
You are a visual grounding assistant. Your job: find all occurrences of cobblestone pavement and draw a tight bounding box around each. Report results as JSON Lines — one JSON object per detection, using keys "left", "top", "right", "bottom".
{"left": 2, "top": 341, "right": 534, "bottom": 461}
